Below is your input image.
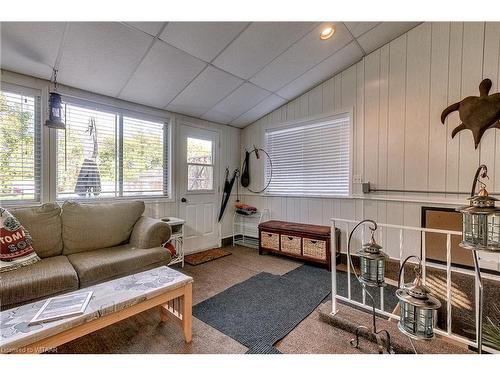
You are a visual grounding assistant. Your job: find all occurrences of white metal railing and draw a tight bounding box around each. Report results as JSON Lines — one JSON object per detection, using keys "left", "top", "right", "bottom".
{"left": 330, "top": 217, "right": 500, "bottom": 353}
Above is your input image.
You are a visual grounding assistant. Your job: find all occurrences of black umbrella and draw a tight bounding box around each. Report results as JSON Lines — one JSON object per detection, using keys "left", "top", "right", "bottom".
{"left": 218, "top": 168, "right": 239, "bottom": 222}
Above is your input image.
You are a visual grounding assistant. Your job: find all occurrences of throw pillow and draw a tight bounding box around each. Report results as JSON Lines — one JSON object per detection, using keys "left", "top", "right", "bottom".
{"left": 162, "top": 241, "right": 177, "bottom": 258}
{"left": 0, "top": 207, "right": 40, "bottom": 273}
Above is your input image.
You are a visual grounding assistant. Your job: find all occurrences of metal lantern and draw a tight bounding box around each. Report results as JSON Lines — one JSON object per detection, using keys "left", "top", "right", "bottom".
{"left": 347, "top": 219, "right": 393, "bottom": 354}
{"left": 357, "top": 234, "right": 388, "bottom": 286}
{"left": 457, "top": 169, "right": 500, "bottom": 251}
{"left": 456, "top": 164, "right": 500, "bottom": 354}
{"left": 396, "top": 256, "right": 441, "bottom": 340}
{"left": 44, "top": 69, "right": 66, "bottom": 130}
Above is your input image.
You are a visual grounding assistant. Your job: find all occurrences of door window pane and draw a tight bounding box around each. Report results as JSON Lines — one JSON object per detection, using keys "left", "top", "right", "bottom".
{"left": 187, "top": 137, "right": 212, "bottom": 164}
{"left": 187, "top": 137, "right": 213, "bottom": 191}
{"left": 188, "top": 165, "right": 213, "bottom": 191}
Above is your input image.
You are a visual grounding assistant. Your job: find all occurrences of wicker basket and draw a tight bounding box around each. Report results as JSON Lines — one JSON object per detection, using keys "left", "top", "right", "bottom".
{"left": 261, "top": 231, "right": 279, "bottom": 250}
{"left": 280, "top": 234, "right": 301, "bottom": 254}
{"left": 302, "top": 238, "right": 327, "bottom": 260}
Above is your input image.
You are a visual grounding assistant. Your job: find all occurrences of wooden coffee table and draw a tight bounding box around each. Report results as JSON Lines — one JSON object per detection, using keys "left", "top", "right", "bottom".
{"left": 0, "top": 266, "right": 193, "bottom": 354}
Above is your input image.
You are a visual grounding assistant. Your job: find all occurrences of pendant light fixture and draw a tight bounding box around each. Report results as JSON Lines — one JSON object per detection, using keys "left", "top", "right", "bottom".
{"left": 44, "top": 68, "right": 65, "bottom": 130}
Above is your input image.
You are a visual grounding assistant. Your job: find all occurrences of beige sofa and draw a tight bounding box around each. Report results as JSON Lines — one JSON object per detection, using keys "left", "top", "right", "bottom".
{"left": 1, "top": 200, "right": 172, "bottom": 310}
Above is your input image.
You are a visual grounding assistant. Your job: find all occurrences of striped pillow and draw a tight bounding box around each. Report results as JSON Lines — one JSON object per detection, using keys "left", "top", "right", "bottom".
{"left": 0, "top": 207, "right": 40, "bottom": 273}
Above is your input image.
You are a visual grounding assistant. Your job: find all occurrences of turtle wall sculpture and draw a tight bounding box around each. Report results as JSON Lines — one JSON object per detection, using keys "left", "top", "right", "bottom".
{"left": 441, "top": 78, "right": 500, "bottom": 149}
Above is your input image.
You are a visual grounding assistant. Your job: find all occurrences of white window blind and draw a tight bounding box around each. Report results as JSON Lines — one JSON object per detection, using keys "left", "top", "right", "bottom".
{"left": 56, "top": 99, "right": 169, "bottom": 199}
{"left": 0, "top": 85, "right": 41, "bottom": 203}
{"left": 57, "top": 102, "right": 118, "bottom": 199}
{"left": 265, "top": 116, "right": 350, "bottom": 196}
{"left": 122, "top": 116, "right": 166, "bottom": 196}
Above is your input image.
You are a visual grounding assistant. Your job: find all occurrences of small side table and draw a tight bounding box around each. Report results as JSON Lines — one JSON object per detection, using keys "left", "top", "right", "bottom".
{"left": 161, "top": 217, "right": 186, "bottom": 268}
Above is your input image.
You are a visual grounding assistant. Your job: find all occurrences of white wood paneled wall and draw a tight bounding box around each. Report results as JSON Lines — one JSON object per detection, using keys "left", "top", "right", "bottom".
{"left": 241, "top": 22, "right": 500, "bottom": 268}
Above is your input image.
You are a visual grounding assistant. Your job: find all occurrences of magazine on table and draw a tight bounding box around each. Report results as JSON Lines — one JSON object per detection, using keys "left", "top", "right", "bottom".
{"left": 29, "top": 291, "right": 93, "bottom": 325}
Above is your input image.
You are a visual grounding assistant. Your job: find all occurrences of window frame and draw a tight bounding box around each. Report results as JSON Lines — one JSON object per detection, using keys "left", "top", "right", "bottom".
{"left": 263, "top": 110, "right": 353, "bottom": 199}
{"left": 0, "top": 82, "right": 43, "bottom": 206}
{"left": 54, "top": 95, "right": 172, "bottom": 203}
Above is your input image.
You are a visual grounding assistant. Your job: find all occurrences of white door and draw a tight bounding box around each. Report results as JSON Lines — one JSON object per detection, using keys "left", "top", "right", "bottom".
{"left": 178, "top": 124, "right": 220, "bottom": 253}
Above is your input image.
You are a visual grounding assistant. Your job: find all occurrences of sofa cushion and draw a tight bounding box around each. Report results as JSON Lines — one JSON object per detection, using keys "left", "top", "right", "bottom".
{"left": 61, "top": 201, "right": 145, "bottom": 255}
{"left": 0, "top": 256, "right": 78, "bottom": 310}
{"left": 67, "top": 244, "right": 171, "bottom": 287}
{"left": 9, "top": 203, "right": 63, "bottom": 258}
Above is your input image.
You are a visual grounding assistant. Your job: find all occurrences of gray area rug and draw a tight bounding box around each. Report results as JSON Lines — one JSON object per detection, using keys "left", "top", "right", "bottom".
{"left": 193, "top": 265, "right": 399, "bottom": 354}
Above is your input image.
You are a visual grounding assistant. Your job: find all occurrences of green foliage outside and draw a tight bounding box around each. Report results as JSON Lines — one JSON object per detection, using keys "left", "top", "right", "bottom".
{"left": 57, "top": 116, "right": 163, "bottom": 195}
{"left": 123, "top": 127, "right": 163, "bottom": 181}
{"left": 57, "top": 127, "right": 116, "bottom": 195}
{"left": 1, "top": 93, "right": 165, "bottom": 198}
{"left": 0, "top": 93, "right": 35, "bottom": 200}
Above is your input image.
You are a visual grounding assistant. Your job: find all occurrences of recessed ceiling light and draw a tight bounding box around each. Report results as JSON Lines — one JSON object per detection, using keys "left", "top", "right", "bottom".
{"left": 320, "top": 26, "right": 335, "bottom": 40}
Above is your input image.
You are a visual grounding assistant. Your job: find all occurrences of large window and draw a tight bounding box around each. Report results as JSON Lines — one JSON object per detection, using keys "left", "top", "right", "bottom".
{"left": 0, "top": 85, "right": 41, "bottom": 203}
{"left": 265, "top": 115, "right": 350, "bottom": 197}
{"left": 57, "top": 99, "right": 168, "bottom": 199}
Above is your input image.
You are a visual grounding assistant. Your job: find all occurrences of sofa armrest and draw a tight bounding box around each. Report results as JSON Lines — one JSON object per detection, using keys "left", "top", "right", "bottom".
{"left": 129, "top": 217, "right": 171, "bottom": 249}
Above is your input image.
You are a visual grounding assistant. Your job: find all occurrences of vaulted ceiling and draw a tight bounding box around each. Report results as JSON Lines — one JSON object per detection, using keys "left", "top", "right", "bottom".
{"left": 0, "top": 22, "right": 420, "bottom": 127}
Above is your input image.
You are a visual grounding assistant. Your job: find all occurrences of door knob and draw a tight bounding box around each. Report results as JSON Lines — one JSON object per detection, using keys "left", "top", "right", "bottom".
{"left": 181, "top": 197, "right": 187, "bottom": 203}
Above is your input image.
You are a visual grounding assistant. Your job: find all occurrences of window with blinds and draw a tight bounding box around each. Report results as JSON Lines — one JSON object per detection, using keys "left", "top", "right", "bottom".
{"left": 56, "top": 99, "right": 168, "bottom": 199}
{"left": 265, "top": 115, "right": 350, "bottom": 197}
{"left": 122, "top": 116, "right": 166, "bottom": 196}
{"left": 0, "top": 85, "right": 41, "bottom": 203}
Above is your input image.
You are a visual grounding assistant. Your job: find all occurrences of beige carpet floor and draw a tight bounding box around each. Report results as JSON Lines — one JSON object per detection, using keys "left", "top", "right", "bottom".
{"left": 54, "top": 246, "right": 471, "bottom": 354}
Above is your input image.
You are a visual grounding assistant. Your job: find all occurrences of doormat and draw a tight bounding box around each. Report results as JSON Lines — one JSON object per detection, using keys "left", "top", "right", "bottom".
{"left": 193, "top": 265, "right": 400, "bottom": 354}
{"left": 185, "top": 248, "right": 232, "bottom": 266}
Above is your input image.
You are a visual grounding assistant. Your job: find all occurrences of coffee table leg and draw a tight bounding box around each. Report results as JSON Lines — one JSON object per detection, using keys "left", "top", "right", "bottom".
{"left": 159, "top": 305, "right": 169, "bottom": 322}
{"left": 182, "top": 283, "right": 192, "bottom": 343}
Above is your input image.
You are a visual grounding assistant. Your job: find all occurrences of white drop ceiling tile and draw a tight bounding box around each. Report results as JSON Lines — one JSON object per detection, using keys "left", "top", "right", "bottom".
{"left": 231, "top": 94, "right": 286, "bottom": 127}
{"left": 357, "top": 22, "right": 421, "bottom": 54}
{"left": 119, "top": 41, "right": 206, "bottom": 108}
{"left": 277, "top": 41, "right": 363, "bottom": 100}
{"left": 166, "top": 65, "right": 243, "bottom": 117}
{"left": 209, "top": 82, "right": 269, "bottom": 120}
{"left": 0, "top": 22, "right": 66, "bottom": 79}
{"left": 250, "top": 22, "right": 353, "bottom": 92}
{"left": 344, "top": 22, "right": 381, "bottom": 38}
{"left": 160, "top": 22, "right": 248, "bottom": 62}
{"left": 125, "top": 22, "right": 165, "bottom": 36}
{"left": 58, "top": 22, "right": 153, "bottom": 97}
{"left": 213, "top": 22, "right": 316, "bottom": 79}
{"left": 201, "top": 109, "right": 234, "bottom": 124}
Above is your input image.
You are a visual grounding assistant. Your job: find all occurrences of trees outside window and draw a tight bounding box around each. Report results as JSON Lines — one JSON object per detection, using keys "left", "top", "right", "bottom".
{"left": 0, "top": 90, "right": 40, "bottom": 202}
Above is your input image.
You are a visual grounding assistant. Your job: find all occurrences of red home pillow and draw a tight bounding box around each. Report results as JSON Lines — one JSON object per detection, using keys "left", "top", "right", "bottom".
{"left": 0, "top": 207, "right": 40, "bottom": 273}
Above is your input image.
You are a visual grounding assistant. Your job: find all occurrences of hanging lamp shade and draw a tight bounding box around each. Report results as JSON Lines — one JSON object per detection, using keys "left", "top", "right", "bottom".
{"left": 396, "top": 268, "right": 441, "bottom": 340}
{"left": 44, "top": 92, "right": 65, "bottom": 129}
{"left": 356, "top": 235, "right": 388, "bottom": 286}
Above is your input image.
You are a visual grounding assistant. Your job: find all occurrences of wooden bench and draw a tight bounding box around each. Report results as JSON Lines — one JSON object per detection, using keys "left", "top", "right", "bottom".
{"left": 258, "top": 220, "right": 340, "bottom": 270}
